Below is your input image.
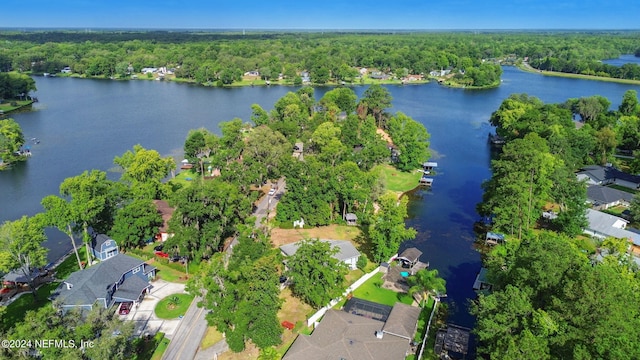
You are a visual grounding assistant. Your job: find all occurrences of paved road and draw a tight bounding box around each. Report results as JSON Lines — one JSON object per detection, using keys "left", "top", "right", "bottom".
{"left": 163, "top": 178, "right": 286, "bottom": 359}
{"left": 161, "top": 296, "right": 208, "bottom": 360}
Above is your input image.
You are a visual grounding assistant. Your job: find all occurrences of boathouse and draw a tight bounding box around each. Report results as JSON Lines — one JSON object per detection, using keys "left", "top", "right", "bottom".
{"left": 423, "top": 161, "right": 438, "bottom": 173}
{"left": 485, "top": 232, "right": 505, "bottom": 245}
{"left": 420, "top": 176, "right": 433, "bottom": 186}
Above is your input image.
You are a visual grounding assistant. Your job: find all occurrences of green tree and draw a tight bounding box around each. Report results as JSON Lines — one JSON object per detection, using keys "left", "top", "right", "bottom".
{"left": 407, "top": 269, "right": 446, "bottom": 304}
{"left": 387, "top": 112, "right": 431, "bottom": 171}
{"left": 243, "top": 125, "right": 291, "bottom": 185}
{"left": 286, "top": 239, "right": 349, "bottom": 308}
{"left": 0, "top": 215, "right": 48, "bottom": 296}
{"left": 0, "top": 118, "right": 25, "bottom": 166}
{"left": 59, "top": 170, "right": 115, "bottom": 262}
{"left": 619, "top": 89, "right": 639, "bottom": 116}
{"left": 357, "top": 84, "right": 393, "bottom": 128}
{"left": 109, "top": 199, "right": 162, "bottom": 250}
{"left": 114, "top": 144, "right": 175, "bottom": 199}
{"left": 369, "top": 192, "right": 417, "bottom": 263}
{"left": 41, "top": 195, "right": 83, "bottom": 270}
{"left": 320, "top": 87, "right": 358, "bottom": 114}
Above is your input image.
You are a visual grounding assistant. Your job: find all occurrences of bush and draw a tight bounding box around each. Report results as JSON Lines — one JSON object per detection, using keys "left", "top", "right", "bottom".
{"left": 356, "top": 255, "right": 368, "bottom": 270}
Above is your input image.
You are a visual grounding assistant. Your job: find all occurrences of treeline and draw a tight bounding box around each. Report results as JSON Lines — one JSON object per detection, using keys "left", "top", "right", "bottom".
{"left": 475, "top": 90, "right": 640, "bottom": 358}
{"left": 0, "top": 72, "right": 36, "bottom": 99}
{"left": 530, "top": 56, "right": 640, "bottom": 80}
{"left": 0, "top": 31, "right": 638, "bottom": 85}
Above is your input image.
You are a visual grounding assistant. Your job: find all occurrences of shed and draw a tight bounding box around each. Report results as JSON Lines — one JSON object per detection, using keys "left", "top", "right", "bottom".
{"left": 485, "top": 232, "right": 505, "bottom": 245}
{"left": 345, "top": 213, "right": 358, "bottom": 226}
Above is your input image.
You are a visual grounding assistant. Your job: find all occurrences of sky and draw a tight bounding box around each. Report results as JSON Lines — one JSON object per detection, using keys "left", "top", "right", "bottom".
{"left": 3, "top": 0, "right": 640, "bottom": 30}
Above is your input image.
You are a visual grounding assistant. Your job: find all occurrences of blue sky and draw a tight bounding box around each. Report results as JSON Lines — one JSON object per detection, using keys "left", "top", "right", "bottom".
{"left": 3, "top": 0, "right": 639, "bottom": 30}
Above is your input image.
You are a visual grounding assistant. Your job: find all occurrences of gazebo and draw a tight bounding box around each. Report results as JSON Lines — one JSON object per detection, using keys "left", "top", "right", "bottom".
{"left": 345, "top": 213, "right": 357, "bottom": 226}
{"left": 397, "top": 247, "right": 423, "bottom": 268}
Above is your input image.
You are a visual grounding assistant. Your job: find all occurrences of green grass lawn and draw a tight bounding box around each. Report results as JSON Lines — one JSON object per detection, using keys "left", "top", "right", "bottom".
{"left": 55, "top": 246, "right": 89, "bottom": 279}
{"left": 0, "top": 282, "right": 60, "bottom": 332}
{"left": 0, "top": 100, "right": 33, "bottom": 113}
{"left": 150, "top": 334, "right": 170, "bottom": 360}
{"left": 136, "top": 332, "right": 167, "bottom": 360}
{"left": 372, "top": 164, "right": 423, "bottom": 194}
{"left": 154, "top": 293, "right": 194, "bottom": 319}
{"left": 352, "top": 273, "right": 413, "bottom": 306}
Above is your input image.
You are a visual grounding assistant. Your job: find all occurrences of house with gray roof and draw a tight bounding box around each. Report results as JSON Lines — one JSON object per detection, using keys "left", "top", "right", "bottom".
{"left": 577, "top": 165, "right": 640, "bottom": 190}
{"left": 53, "top": 251, "right": 155, "bottom": 313}
{"left": 283, "top": 302, "right": 421, "bottom": 360}
{"left": 584, "top": 209, "right": 640, "bottom": 247}
{"left": 280, "top": 239, "right": 360, "bottom": 270}
{"left": 586, "top": 185, "right": 634, "bottom": 210}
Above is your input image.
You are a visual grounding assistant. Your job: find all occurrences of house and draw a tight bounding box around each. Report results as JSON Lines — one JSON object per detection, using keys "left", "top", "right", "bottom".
{"left": 485, "top": 232, "right": 505, "bottom": 245}
{"left": 283, "top": 302, "right": 421, "bottom": 360}
{"left": 345, "top": 213, "right": 357, "bottom": 226}
{"left": 280, "top": 240, "right": 360, "bottom": 270}
{"left": 53, "top": 250, "right": 155, "bottom": 313}
{"left": 577, "top": 165, "right": 640, "bottom": 190}
{"left": 153, "top": 200, "right": 175, "bottom": 242}
{"left": 60, "top": 66, "right": 71, "bottom": 74}
{"left": 91, "top": 234, "right": 119, "bottom": 261}
{"left": 397, "top": 247, "right": 422, "bottom": 268}
{"left": 586, "top": 185, "right": 634, "bottom": 210}
{"left": 584, "top": 209, "right": 640, "bottom": 247}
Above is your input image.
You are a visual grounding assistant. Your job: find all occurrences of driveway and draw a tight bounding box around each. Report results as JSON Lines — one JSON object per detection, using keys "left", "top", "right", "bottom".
{"left": 120, "top": 279, "right": 186, "bottom": 339}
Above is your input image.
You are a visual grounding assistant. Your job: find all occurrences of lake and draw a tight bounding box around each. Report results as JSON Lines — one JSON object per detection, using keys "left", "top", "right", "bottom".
{"left": 602, "top": 54, "right": 640, "bottom": 67}
{"left": 3, "top": 69, "right": 640, "bottom": 354}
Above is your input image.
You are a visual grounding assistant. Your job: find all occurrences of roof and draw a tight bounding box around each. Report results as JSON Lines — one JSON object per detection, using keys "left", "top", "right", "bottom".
{"left": 486, "top": 232, "right": 505, "bottom": 241}
{"left": 398, "top": 247, "right": 422, "bottom": 263}
{"left": 382, "top": 302, "right": 421, "bottom": 340}
{"left": 3, "top": 268, "right": 40, "bottom": 283}
{"left": 280, "top": 240, "right": 360, "bottom": 262}
{"left": 283, "top": 309, "right": 412, "bottom": 360}
{"left": 92, "top": 234, "right": 113, "bottom": 252}
{"left": 578, "top": 165, "right": 640, "bottom": 186}
{"left": 113, "top": 275, "right": 151, "bottom": 301}
{"left": 345, "top": 213, "right": 358, "bottom": 221}
{"left": 153, "top": 200, "right": 175, "bottom": 233}
{"left": 585, "top": 209, "right": 640, "bottom": 246}
{"left": 56, "top": 254, "right": 148, "bottom": 307}
{"left": 586, "top": 185, "right": 634, "bottom": 205}
{"left": 423, "top": 162, "right": 438, "bottom": 167}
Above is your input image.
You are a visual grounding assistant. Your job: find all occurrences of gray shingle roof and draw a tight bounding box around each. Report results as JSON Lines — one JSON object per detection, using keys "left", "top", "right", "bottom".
{"left": 56, "top": 254, "right": 147, "bottom": 307}
{"left": 92, "top": 234, "right": 112, "bottom": 253}
{"left": 382, "top": 302, "right": 421, "bottom": 340}
{"left": 283, "top": 309, "right": 412, "bottom": 360}
{"left": 586, "top": 185, "right": 634, "bottom": 205}
{"left": 113, "top": 275, "right": 150, "bottom": 301}
{"left": 398, "top": 247, "right": 422, "bottom": 263}
{"left": 280, "top": 240, "right": 360, "bottom": 262}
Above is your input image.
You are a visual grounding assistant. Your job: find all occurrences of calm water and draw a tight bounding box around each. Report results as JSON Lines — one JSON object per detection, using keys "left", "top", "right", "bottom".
{"left": 3, "top": 69, "right": 640, "bottom": 353}
{"left": 602, "top": 54, "right": 640, "bottom": 67}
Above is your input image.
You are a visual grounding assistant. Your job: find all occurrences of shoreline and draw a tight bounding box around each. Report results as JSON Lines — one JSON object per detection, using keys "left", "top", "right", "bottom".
{"left": 516, "top": 62, "right": 640, "bottom": 85}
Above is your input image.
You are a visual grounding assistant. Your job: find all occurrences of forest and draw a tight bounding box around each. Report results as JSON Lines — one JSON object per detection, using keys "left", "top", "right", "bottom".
{"left": 1, "top": 31, "right": 638, "bottom": 87}
{"left": 475, "top": 89, "right": 640, "bottom": 359}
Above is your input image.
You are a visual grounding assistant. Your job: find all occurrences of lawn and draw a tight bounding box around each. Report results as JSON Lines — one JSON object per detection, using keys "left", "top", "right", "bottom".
{"left": 150, "top": 334, "right": 170, "bottom": 360}
{"left": 200, "top": 327, "right": 224, "bottom": 349}
{"left": 54, "top": 246, "right": 89, "bottom": 279}
{"left": 352, "top": 273, "right": 413, "bottom": 306}
{"left": 372, "top": 164, "right": 423, "bottom": 195}
{"left": 0, "top": 282, "right": 60, "bottom": 332}
{"left": 136, "top": 332, "right": 167, "bottom": 360}
{"left": 0, "top": 100, "right": 33, "bottom": 114}
{"left": 154, "top": 293, "right": 194, "bottom": 319}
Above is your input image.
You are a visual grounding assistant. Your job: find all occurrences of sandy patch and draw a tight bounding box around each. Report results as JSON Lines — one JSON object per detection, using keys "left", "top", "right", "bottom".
{"left": 270, "top": 225, "right": 361, "bottom": 247}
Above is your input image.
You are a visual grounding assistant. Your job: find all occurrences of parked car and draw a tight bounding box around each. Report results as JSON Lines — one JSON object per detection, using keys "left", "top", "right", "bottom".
{"left": 119, "top": 302, "right": 132, "bottom": 315}
{"left": 154, "top": 244, "right": 163, "bottom": 252}
{"left": 154, "top": 251, "right": 169, "bottom": 258}
{"left": 268, "top": 188, "right": 277, "bottom": 196}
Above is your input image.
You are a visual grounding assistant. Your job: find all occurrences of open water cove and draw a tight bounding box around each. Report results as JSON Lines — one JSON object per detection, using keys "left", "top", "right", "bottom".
{"left": 3, "top": 68, "right": 640, "bottom": 355}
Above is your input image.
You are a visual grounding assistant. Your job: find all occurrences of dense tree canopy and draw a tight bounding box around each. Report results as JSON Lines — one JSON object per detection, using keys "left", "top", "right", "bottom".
{"left": 0, "top": 118, "right": 25, "bottom": 166}
{"left": 285, "top": 238, "right": 349, "bottom": 308}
